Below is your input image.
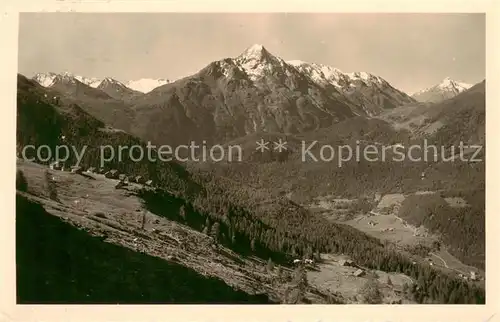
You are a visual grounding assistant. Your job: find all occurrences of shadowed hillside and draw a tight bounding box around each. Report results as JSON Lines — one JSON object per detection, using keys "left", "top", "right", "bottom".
{"left": 16, "top": 194, "right": 273, "bottom": 304}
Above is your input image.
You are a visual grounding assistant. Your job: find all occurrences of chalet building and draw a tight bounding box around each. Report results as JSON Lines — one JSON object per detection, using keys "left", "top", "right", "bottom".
{"left": 118, "top": 174, "right": 127, "bottom": 182}
{"left": 338, "top": 259, "right": 354, "bottom": 267}
{"left": 145, "top": 180, "right": 153, "bottom": 186}
{"left": 71, "top": 166, "right": 83, "bottom": 174}
{"left": 135, "top": 176, "right": 146, "bottom": 184}
{"left": 98, "top": 168, "right": 106, "bottom": 174}
{"left": 115, "top": 181, "right": 128, "bottom": 189}
{"left": 105, "top": 169, "right": 119, "bottom": 179}
{"left": 49, "top": 161, "right": 63, "bottom": 170}
{"left": 353, "top": 269, "right": 365, "bottom": 277}
{"left": 86, "top": 167, "right": 96, "bottom": 173}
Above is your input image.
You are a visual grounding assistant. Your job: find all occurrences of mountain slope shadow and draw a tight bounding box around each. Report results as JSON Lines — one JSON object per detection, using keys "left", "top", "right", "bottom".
{"left": 16, "top": 194, "right": 273, "bottom": 304}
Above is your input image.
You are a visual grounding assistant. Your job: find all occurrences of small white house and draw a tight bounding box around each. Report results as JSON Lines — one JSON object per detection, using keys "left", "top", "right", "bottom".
{"left": 49, "top": 161, "right": 59, "bottom": 170}
{"left": 338, "top": 259, "right": 354, "bottom": 267}
{"left": 71, "top": 166, "right": 83, "bottom": 174}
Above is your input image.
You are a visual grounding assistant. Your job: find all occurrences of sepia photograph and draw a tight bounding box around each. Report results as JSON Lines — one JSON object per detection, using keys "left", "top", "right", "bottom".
{"left": 14, "top": 12, "right": 486, "bottom": 305}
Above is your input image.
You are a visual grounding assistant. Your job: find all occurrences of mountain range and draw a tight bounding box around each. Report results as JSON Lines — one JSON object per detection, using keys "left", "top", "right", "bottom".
{"left": 411, "top": 77, "right": 473, "bottom": 103}
{"left": 34, "top": 72, "right": 171, "bottom": 94}
{"left": 31, "top": 44, "right": 476, "bottom": 115}
{"left": 31, "top": 44, "right": 423, "bottom": 146}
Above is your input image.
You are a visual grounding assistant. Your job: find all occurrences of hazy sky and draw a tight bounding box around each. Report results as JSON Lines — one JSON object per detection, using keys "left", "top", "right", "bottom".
{"left": 18, "top": 13, "right": 485, "bottom": 94}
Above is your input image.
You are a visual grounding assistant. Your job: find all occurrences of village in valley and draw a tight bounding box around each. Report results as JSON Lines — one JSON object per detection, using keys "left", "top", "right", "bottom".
{"left": 307, "top": 193, "right": 484, "bottom": 286}
{"left": 48, "top": 160, "right": 155, "bottom": 189}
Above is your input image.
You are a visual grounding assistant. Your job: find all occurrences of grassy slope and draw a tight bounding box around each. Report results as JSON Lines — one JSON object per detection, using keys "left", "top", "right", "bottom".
{"left": 16, "top": 193, "right": 273, "bottom": 304}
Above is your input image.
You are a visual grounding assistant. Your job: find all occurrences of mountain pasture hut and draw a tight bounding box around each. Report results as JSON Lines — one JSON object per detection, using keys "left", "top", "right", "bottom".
{"left": 115, "top": 181, "right": 128, "bottom": 189}
{"left": 49, "top": 161, "right": 63, "bottom": 170}
{"left": 70, "top": 166, "right": 83, "bottom": 174}
{"left": 135, "top": 176, "right": 146, "bottom": 184}
{"left": 105, "top": 169, "right": 119, "bottom": 179}
{"left": 338, "top": 259, "right": 354, "bottom": 267}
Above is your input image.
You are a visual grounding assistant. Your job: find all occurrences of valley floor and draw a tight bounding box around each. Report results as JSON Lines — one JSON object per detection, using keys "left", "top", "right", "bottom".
{"left": 308, "top": 193, "right": 485, "bottom": 288}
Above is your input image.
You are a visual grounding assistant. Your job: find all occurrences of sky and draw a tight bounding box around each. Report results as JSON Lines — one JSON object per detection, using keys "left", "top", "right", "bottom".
{"left": 18, "top": 13, "right": 485, "bottom": 94}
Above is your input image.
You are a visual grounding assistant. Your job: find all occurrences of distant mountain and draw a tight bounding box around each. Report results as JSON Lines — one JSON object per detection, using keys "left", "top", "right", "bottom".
{"left": 33, "top": 72, "right": 59, "bottom": 87}
{"left": 130, "top": 44, "right": 414, "bottom": 146}
{"left": 32, "top": 72, "right": 135, "bottom": 132}
{"left": 44, "top": 73, "right": 112, "bottom": 100}
{"left": 412, "top": 77, "right": 473, "bottom": 103}
{"left": 381, "top": 80, "right": 485, "bottom": 147}
{"left": 74, "top": 75, "right": 102, "bottom": 88}
{"left": 34, "top": 72, "right": 102, "bottom": 88}
{"left": 126, "top": 78, "right": 170, "bottom": 93}
{"left": 97, "top": 77, "right": 143, "bottom": 100}
{"left": 288, "top": 60, "right": 415, "bottom": 115}
{"left": 34, "top": 73, "right": 170, "bottom": 94}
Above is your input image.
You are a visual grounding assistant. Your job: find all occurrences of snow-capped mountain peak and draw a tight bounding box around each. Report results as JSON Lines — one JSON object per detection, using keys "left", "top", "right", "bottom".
{"left": 437, "top": 77, "right": 472, "bottom": 92}
{"left": 238, "top": 44, "right": 269, "bottom": 59}
{"left": 125, "top": 78, "right": 170, "bottom": 93}
{"left": 100, "top": 77, "right": 125, "bottom": 86}
{"left": 33, "top": 72, "right": 102, "bottom": 88}
{"left": 33, "top": 72, "right": 58, "bottom": 87}
{"left": 412, "top": 77, "right": 473, "bottom": 103}
{"left": 234, "top": 44, "right": 287, "bottom": 81}
{"left": 74, "top": 75, "right": 102, "bottom": 88}
{"left": 32, "top": 71, "right": 172, "bottom": 94}
{"left": 287, "top": 60, "right": 345, "bottom": 87}
{"left": 287, "top": 59, "right": 386, "bottom": 90}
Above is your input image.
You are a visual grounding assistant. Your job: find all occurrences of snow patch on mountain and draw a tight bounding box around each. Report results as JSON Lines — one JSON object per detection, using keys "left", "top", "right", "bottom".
{"left": 33, "top": 72, "right": 101, "bottom": 88}
{"left": 33, "top": 73, "right": 58, "bottom": 87}
{"left": 74, "top": 75, "right": 102, "bottom": 88}
{"left": 412, "top": 77, "right": 473, "bottom": 103}
{"left": 234, "top": 44, "right": 287, "bottom": 81}
{"left": 100, "top": 77, "right": 126, "bottom": 87}
{"left": 125, "top": 78, "right": 170, "bottom": 93}
{"left": 287, "top": 60, "right": 386, "bottom": 90}
{"left": 437, "top": 77, "right": 472, "bottom": 92}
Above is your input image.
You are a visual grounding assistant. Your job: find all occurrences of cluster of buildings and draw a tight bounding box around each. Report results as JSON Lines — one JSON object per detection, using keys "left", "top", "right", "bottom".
{"left": 458, "top": 271, "right": 481, "bottom": 282}
{"left": 49, "top": 161, "right": 154, "bottom": 187}
{"left": 292, "top": 258, "right": 315, "bottom": 265}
